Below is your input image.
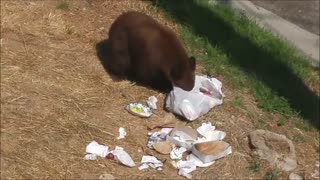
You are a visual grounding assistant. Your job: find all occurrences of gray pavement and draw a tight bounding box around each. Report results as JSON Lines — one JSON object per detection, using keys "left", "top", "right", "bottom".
{"left": 211, "top": 0, "right": 320, "bottom": 67}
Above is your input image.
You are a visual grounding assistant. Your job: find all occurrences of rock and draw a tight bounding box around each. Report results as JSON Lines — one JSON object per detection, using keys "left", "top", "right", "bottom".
{"left": 249, "top": 129, "right": 297, "bottom": 172}
{"left": 289, "top": 172, "right": 303, "bottom": 180}
{"left": 153, "top": 141, "right": 173, "bottom": 155}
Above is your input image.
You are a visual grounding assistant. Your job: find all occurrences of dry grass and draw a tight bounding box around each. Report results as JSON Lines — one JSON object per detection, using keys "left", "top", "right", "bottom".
{"left": 1, "top": 0, "right": 319, "bottom": 179}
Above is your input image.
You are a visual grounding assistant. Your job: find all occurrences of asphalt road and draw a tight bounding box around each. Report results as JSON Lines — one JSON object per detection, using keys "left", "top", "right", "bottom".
{"left": 249, "top": 0, "right": 319, "bottom": 35}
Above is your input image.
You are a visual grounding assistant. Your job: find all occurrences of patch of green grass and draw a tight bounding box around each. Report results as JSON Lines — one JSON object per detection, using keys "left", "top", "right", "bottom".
{"left": 56, "top": 1, "right": 69, "bottom": 10}
{"left": 232, "top": 95, "right": 245, "bottom": 109}
{"left": 265, "top": 169, "right": 279, "bottom": 180}
{"left": 247, "top": 158, "right": 261, "bottom": 172}
{"left": 152, "top": 0, "right": 319, "bottom": 129}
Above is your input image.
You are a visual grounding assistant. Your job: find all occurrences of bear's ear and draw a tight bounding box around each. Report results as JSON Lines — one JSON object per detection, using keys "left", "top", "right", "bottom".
{"left": 190, "top": 56, "right": 196, "bottom": 71}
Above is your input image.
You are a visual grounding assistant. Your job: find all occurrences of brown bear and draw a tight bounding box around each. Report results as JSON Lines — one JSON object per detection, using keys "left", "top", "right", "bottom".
{"left": 106, "top": 11, "right": 196, "bottom": 92}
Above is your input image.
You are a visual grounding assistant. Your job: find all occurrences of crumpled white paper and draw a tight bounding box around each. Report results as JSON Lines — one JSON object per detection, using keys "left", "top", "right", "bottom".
{"left": 197, "top": 122, "right": 215, "bottom": 136}
{"left": 147, "top": 128, "right": 172, "bottom": 148}
{"left": 86, "top": 140, "right": 109, "bottom": 158}
{"left": 170, "top": 146, "right": 187, "bottom": 160}
{"left": 146, "top": 96, "right": 158, "bottom": 109}
{"left": 110, "top": 146, "right": 135, "bottom": 167}
{"left": 139, "top": 155, "right": 163, "bottom": 171}
{"left": 160, "top": 128, "right": 173, "bottom": 139}
{"left": 196, "top": 122, "right": 226, "bottom": 143}
{"left": 138, "top": 163, "right": 150, "bottom": 170}
{"left": 84, "top": 154, "right": 98, "bottom": 161}
{"left": 176, "top": 160, "right": 197, "bottom": 179}
{"left": 117, "top": 127, "right": 127, "bottom": 139}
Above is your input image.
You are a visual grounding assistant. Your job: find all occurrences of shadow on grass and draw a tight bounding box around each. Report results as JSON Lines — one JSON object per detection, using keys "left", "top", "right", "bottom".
{"left": 152, "top": 0, "right": 319, "bottom": 128}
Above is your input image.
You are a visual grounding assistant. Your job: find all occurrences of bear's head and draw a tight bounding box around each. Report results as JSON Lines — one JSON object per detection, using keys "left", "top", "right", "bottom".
{"left": 170, "top": 56, "right": 196, "bottom": 91}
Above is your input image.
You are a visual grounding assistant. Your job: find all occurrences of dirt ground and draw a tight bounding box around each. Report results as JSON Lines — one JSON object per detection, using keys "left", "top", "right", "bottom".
{"left": 1, "top": 0, "right": 319, "bottom": 179}
{"left": 249, "top": 0, "right": 320, "bottom": 35}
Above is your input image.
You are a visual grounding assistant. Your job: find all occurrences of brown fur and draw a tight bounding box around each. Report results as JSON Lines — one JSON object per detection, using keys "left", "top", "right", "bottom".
{"left": 107, "top": 11, "right": 196, "bottom": 92}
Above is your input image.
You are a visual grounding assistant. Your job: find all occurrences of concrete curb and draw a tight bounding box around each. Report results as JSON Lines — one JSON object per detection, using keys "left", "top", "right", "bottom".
{"left": 213, "top": 0, "right": 320, "bottom": 67}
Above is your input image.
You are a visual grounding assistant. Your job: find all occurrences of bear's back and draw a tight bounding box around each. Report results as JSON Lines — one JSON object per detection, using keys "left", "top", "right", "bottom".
{"left": 109, "top": 11, "right": 188, "bottom": 69}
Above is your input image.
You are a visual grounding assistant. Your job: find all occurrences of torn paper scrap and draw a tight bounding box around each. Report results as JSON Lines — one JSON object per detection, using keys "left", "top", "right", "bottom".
{"left": 139, "top": 155, "right": 163, "bottom": 170}
{"left": 138, "top": 163, "right": 149, "bottom": 171}
{"left": 197, "top": 122, "right": 216, "bottom": 137}
{"left": 86, "top": 141, "right": 109, "bottom": 158}
{"left": 167, "top": 126, "right": 198, "bottom": 150}
{"left": 146, "top": 96, "right": 158, "bottom": 109}
{"left": 176, "top": 160, "right": 197, "bottom": 179}
{"left": 84, "top": 154, "right": 98, "bottom": 161}
{"left": 159, "top": 128, "right": 173, "bottom": 139}
{"left": 111, "top": 147, "right": 135, "bottom": 167}
{"left": 117, "top": 127, "right": 127, "bottom": 139}
{"left": 147, "top": 131, "right": 167, "bottom": 148}
{"left": 196, "top": 122, "right": 226, "bottom": 142}
{"left": 170, "top": 146, "right": 187, "bottom": 160}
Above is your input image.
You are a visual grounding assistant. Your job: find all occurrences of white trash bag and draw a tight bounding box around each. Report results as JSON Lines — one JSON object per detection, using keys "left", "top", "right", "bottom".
{"left": 166, "top": 75, "right": 224, "bottom": 121}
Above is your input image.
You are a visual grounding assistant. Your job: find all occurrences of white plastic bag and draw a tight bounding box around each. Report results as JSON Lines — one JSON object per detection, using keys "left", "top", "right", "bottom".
{"left": 166, "top": 75, "right": 224, "bottom": 121}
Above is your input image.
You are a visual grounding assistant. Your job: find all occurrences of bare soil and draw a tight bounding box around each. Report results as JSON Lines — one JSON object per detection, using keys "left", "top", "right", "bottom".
{"left": 250, "top": 0, "right": 320, "bottom": 35}
{"left": 1, "top": 0, "right": 319, "bottom": 179}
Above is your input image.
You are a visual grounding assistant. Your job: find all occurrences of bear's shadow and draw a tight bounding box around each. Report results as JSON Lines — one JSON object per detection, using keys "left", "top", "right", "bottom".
{"left": 95, "top": 39, "right": 117, "bottom": 81}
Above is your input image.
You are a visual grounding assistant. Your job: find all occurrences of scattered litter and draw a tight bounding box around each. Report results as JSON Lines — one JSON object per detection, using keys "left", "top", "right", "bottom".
{"left": 138, "top": 163, "right": 150, "bottom": 171}
{"left": 147, "top": 128, "right": 172, "bottom": 148}
{"left": 139, "top": 155, "right": 163, "bottom": 171}
{"left": 106, "top": 153, "right": 114, "bottom": 160}
{"left": 153, "top": 141, "right": 173, "bottom": 155}
{"left": 86, "top": 141, "right": 109, "bottom": 158}
{"left": 110, "top": 146, "right": 135, "bottom": 167}
{"left": 176, "top": 160, "right": 197, "bottom": 179}
{"left": 160, "top": 128, "right": 173, "bottom": 139}
{"left": 84, "top": 154, "right": 98, "bottom": 161}
{"left": 147, "top": 131, "right": 165, "bottom": 148}
{"left": 195, "top": 122, "right": 226, "bottom": 143}
{"left": 249, "top": 129, "right": 297, "bottom": 172}
{"left": 166, "top": 75, "right": 224, "bottom": 121}
{"left": 125, "top": 102, "right": 153, "bottom": 118}
{"left": 170, "top": 146, "right": 187, "bottom": 160}
{"left": 117, "top": 127, "right": 127, "bottom": 139}
{"left": 187, "top": 153, "right": 215, "bottom": 167}
{"left": 167, "top": 125, "right": 198, "bottom": 150}
{"left": 169, "top": 160, "right": 178, "bottom": 169}
{"left": 146, "top": 96, "right": 158, "bottom": 109}
{"left": 192, "top": 141, "right": 232, "bottom": 163}
{"left": 99, "top": 173, "right": 115, "bottom": 180}
{"left": 85, "top": 142, "right": 135, "bottom": 167}
{"left": 197, "top": 122, "right": 215, "bottom": 136}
